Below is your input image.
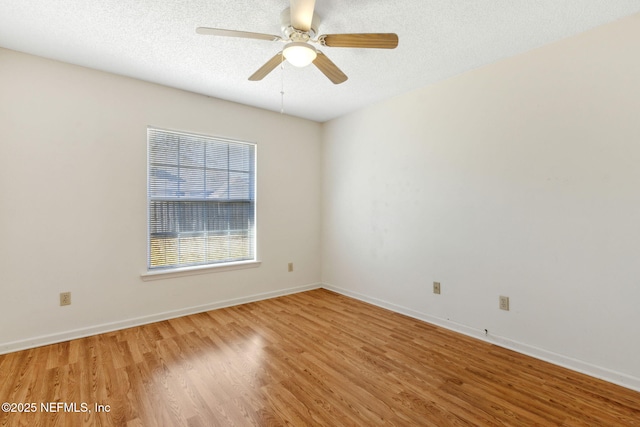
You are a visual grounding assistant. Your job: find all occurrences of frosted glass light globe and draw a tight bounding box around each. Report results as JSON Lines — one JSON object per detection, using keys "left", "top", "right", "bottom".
{"left": 283, "top": 42, "right": 317, "bottom": 67}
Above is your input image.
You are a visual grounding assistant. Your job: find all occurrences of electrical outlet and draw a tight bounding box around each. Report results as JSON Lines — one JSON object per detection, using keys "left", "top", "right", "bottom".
{"left": 60, "top": 292, "right": 71, "bottom": 306}
{"left": 433, "top": 281, "right": 441, "bottom": 294}
{"left": 288, "top": 262, "right": 293, "bottom": 272}
{"left": 499, "top": 295, "right": 509, "bottom": 311}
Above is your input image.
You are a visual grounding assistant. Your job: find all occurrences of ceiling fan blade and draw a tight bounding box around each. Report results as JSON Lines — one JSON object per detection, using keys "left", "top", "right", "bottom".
{"left": 196, "top": 27, "right": 282, "bottom": 42}
{"left": 312, "top": 52, "right": 348, "bottom": 85}
{"left": 248, "top": 52, "right": 284, "bottom": 81}
{"left": 319, "top": 33, "right": 399, "bottom": 49}
{"left": 290, "top": 0, "right": 316, "bottom": 31}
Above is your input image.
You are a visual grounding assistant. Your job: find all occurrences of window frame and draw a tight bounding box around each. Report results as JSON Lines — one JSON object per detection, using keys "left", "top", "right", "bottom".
{"left": 143, "top": 127, "right": 259, "bottom": 278}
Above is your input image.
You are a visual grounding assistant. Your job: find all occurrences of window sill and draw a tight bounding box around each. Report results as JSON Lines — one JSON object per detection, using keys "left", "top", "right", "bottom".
{"left": 140, "top": 260, "right": 261, "bottom": 281}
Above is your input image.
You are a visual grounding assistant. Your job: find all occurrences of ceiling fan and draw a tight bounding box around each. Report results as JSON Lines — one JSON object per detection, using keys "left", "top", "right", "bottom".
{"left": 196, "top": 0, "right": 398, "bottom": 84}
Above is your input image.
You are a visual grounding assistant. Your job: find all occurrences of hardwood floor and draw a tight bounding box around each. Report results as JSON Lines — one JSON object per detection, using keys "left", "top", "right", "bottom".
{"left": 1, "top": 289, "right": 638, "bottom": 426}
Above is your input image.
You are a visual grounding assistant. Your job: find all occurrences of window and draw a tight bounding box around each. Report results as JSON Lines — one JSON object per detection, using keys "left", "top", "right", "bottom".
{"left": 147, "top": 128, "right": 256, "bottom": 270}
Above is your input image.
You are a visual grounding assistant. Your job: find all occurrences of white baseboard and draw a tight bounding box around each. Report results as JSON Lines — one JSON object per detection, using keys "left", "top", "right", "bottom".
{"left": 322, "top": 283, "right": 640, "bottom": 393}
{"left": 0, "top": 283, "right": 322, "bottom": 355}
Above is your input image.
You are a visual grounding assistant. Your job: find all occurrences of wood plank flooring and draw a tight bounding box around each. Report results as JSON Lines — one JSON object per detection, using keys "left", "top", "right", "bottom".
{"left": 1, "top": 289, "right": 638, "bottom": 426}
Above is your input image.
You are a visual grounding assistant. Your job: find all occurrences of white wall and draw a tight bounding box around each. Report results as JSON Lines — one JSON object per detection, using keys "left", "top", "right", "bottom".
{"left": 0, "top": 48, "right": 322, "bottom": 351}
{"left": 321, "top": 13, "right": 640, "bottom": 390}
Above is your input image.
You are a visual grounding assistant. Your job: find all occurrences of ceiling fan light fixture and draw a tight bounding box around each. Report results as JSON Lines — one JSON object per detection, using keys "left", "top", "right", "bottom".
{"left": 283, "top": 42, "right": 317, "bottom": 67}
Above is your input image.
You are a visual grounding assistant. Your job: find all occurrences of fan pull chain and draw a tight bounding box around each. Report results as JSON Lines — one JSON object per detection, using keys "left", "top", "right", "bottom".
{"left": 280, "top": 57, "right": 285, "bottom": 114}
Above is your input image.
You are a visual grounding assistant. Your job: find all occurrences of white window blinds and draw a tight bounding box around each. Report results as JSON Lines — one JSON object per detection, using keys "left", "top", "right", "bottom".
{"left": 147, "top": 128, "right": 256, "bottom": 270}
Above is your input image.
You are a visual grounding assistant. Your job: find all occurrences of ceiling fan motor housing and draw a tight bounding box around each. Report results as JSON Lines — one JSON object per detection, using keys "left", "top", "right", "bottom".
{"left": 280, "top": 8, "right": 320, "bottom": 40}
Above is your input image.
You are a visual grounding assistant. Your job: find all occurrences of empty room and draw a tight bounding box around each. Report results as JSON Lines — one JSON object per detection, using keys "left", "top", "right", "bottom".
{"left": 1, "top": 1, "right": 639, "bottom": 425}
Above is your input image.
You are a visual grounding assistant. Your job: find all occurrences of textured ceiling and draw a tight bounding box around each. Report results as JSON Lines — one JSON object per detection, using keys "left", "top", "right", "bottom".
{"left": 2, "top": 1, "right": 640, "bottom": 122}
